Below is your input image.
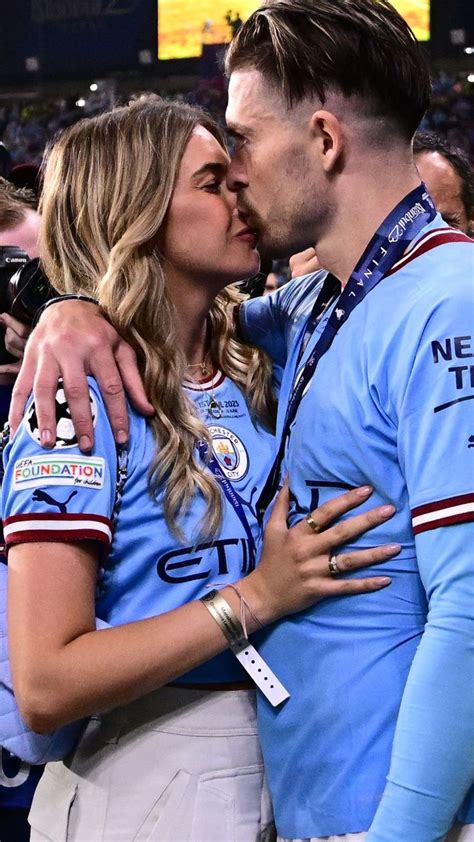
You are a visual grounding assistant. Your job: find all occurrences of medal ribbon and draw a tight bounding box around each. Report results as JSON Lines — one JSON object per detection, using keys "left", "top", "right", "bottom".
{"left": 198, "top": 441, "right": 257, "bottom": 558}
{"left": 257, "top": 184, "right": 436, "bottom": 522}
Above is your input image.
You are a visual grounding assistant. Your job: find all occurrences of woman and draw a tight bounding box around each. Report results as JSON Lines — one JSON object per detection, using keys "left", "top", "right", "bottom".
{"left": 2, "top": 97, "right": 397, "bottom": 841}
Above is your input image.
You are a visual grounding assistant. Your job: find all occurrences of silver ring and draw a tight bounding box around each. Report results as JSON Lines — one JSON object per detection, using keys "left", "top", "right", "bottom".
{"left": 328, "top": 554, "right": 341, "bottom": 576}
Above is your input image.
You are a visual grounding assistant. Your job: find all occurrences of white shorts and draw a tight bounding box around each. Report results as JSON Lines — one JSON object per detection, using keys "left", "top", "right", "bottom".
{"left": 29, "top": 685, "right": 275, "bottom": 842}
{"left": 278, "top": 824, "right": 474, "bottom": 842}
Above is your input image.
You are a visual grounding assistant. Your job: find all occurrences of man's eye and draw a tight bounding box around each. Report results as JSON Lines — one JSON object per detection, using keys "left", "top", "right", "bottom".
{"left": 227, "top": 134, "right": 246, "bottom": 154}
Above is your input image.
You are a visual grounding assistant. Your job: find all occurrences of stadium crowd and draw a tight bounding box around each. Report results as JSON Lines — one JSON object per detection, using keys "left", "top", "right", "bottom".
{"left": 1, "top": 69, "right": 474, "bottom": 172}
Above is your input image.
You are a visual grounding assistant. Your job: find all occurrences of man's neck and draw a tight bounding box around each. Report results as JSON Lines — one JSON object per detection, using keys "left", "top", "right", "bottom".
{"left": 316, "top": 169, "right": 422, "bottom": 287}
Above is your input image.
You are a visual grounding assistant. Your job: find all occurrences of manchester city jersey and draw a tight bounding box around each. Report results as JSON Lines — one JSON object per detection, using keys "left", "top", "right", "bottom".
{"left": 2, "top": 371, "right": 275, "bottom": 684}
{"left": 242, "top": 216, "right": 474, "bottom": 839}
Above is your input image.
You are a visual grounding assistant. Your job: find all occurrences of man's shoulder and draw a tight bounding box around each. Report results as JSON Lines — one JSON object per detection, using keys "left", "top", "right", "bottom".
{"left": 388, "top": 226, "right": 473, "bottom": 296}
{"left": 276, "top": 271, "right": 326, "bottom": 319}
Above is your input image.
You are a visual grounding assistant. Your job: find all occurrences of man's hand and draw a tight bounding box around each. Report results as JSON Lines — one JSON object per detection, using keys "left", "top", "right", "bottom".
{"left": 289, "top": 247, "right": 321, "bottom": 279}
{"left": 9, "top": 300, "right": 153, "bottom": 449}
{"left": 0, "top": 313, "right": 31, "bottom": 360}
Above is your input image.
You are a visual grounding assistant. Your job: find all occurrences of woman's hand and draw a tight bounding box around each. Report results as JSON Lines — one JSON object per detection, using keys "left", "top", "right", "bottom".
{"left": 241, "top": 484, "right": 398, "bottom": 624}
{"left": 9, "top": 299, "right": 152, "bottom": 447}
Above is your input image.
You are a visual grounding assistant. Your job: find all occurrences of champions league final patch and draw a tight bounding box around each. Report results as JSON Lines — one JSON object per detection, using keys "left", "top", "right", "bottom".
{"left": 25, "top": 385, "right": 98, "bottom": 449}
{"left": 209, "top": 425, "right": 249, "bottom": 481}
{"left": 13, "top": 455, "right": 106, "bottom": 491}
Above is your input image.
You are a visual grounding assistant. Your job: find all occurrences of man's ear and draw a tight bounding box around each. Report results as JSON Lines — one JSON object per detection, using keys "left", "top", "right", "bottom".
{"left": 309, "top": 110, "right": 345, "bottom": 173}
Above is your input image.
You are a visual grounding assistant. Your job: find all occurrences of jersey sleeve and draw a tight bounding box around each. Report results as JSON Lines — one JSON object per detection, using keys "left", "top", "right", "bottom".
{"left": 1, "top": 379, "right": 117, "bottom": 553}
{"left": 239, "top": 272, "right": 325, "bottom": 367}
{"left": 367, "top": 279, "right": 474, "bottom": 840}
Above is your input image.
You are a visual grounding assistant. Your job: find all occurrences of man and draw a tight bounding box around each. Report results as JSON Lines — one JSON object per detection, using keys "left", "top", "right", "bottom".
{"left": 414, "top": 132, "right": 473, "bottom": 236}
{"left": 0, "top": 178, "right": 40, "bottom": 258}
{"left": 8, "top": 1, "right": 474, "bottom": 840}
{"left": 0, "top": 178, "right": 39, "bottom": 381}
{"left": 288, "top": 131, "right": 473, "bottom": 278}
{"left": 0, "top": 179, "right": 42, "bottom": 842}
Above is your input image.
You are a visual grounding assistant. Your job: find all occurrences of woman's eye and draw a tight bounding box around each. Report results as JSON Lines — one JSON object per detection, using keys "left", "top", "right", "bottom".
{"left": 204, "top": 181, "right": 222, "bottom": 193}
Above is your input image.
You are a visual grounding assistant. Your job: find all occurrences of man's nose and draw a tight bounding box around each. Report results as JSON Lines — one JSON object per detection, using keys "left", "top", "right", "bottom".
{"left": 226, "top": 156, "right": 248, "bottom": 192}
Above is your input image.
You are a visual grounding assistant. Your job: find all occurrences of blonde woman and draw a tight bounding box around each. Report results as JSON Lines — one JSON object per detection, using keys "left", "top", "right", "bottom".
{"left": 2, "top": 97, "right": 398, "bottom": 841}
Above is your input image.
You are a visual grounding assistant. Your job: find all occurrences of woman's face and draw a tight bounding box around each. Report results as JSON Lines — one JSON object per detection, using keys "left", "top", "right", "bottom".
{"left": 162, "top": 125, "right": 260, "bottom": 288}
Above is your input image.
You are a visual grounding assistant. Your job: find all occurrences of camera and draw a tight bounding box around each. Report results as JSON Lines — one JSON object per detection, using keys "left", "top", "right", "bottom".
{"left": 0, "top": 247, "right": 56, "bottom": 365}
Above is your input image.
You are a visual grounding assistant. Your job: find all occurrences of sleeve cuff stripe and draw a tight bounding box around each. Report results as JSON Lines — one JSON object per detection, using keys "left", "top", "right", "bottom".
{"left": 3, "top": 512, "right": 111, "bottom": 525}
{"left": 412, "top": 499, "right": 474, "bottom": 534}
{"left": 412, "top": 493, "right": 474, "bottom": 518}
{"left": 4, "top": 518, "right": 112, "bottom": 543}
{"left": 5, "top": 529, "right": 111, "bottom": 546}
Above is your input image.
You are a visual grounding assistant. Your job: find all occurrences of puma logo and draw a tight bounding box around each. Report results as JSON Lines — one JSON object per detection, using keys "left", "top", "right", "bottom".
{"left": 32, "top": 489, "right": 78, "bottom": 514}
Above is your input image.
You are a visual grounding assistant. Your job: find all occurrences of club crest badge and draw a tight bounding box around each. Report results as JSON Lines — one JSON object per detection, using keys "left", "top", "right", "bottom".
{"left": 209, "top": 425, "right": 249, "bottom": 481}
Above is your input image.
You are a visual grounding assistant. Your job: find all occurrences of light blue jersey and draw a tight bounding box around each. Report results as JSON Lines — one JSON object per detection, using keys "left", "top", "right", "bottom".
{"left": 2, "top": 371, "right": 275, "bottom": 684}
{"left": 242, "top": 217, "right": 474, "bottom": 840}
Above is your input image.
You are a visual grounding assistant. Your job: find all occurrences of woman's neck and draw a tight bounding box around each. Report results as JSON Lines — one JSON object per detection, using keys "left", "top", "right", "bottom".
{"left": 168, "top": 280, "right": 215, "bottom": 367}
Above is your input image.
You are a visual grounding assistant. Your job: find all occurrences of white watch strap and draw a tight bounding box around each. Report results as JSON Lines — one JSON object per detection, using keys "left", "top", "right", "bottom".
{"left": 232, "top": 639, "right": 290, "bottom": 707}
{"left": 201, "top": 589, "right": 290, "bottom": 707}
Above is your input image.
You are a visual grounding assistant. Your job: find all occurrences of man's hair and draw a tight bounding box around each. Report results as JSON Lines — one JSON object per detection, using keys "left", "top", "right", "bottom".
{"left": 0, "top": 177, "right": 38, "bottom": 232}
{"left": 225, "top": 0, "right": 431, "bottom": 139}
{"left": 413, "top": 131, "right": 473, "bottom": 223}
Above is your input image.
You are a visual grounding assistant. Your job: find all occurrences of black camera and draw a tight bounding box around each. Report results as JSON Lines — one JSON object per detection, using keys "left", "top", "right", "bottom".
{"left": 0, "top": 247, "right": 56, "bottom": 365}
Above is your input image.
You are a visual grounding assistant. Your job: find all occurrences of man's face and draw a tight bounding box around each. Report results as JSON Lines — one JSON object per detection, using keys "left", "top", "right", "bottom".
{"left": 0, "top": 208, "right": 40, "bottom": 257}
{"left": 226, "top": 70, "right": 323, "bottom": 258}
{"left": 415, "top": 151, "right": 470, "bottom": 235}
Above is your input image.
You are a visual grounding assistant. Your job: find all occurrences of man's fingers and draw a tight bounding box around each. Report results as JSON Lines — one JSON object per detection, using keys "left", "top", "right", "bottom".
{"left": 61, "top": 369, "right": 96, "bottom": 451}
{"left": 5, "top": 330, "right": 27, "bottom": 358}
{"left": 91, "top": 347, "right": 129, "bottom": 445}
{"left": 0, "top": 313, "right": 31, "bottom": 339}
{"left": 31, "top": 357, "right": 63, "bottom": 447}
{"left": 335, "top": 543, "right": 401, "bottom": 572}
{"left": 116, "top": 342, "right": 154, "bottom": 418}
{"left": 0, "top": 362, "right": 21, "bottom": 376}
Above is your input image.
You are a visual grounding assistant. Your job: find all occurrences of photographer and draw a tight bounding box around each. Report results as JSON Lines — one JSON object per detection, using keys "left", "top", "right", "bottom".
{"left": 0, "top": 179, "right": 40, "bottom": 841}
{"left": 0, "top": 179, "right": 39, "bottom": 387}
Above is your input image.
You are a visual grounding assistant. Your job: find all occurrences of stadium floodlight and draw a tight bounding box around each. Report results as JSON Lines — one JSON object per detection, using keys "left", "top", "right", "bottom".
{"left": 467, "top": 73, "right": 474, "bottom": 83}
{"left": 464, "top": 47, "right": 474, "bottom": 55}
{"left": 76, "top": 98, "right": 86, "bottom": 108}
{"left": 90, "top": 83, "right": 98, "bottom": 92}
{"left": 25, "top": 57, "right": 40, "bottom": 72}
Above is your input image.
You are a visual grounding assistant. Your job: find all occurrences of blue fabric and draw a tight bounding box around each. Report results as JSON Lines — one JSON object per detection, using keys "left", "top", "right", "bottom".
{"left": 0, "top": 749, "right": 43, "bottom": 809}
{"left": 241, "top": 215, "right": 474, "bottom": 839}
{"left": 2, "top": 374, "right": 275, "bottom": 686}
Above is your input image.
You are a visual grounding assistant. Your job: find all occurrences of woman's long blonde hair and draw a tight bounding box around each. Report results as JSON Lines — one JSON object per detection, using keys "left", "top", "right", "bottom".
{"left": 40, "top": 95, "right": 276, "bottom": 538}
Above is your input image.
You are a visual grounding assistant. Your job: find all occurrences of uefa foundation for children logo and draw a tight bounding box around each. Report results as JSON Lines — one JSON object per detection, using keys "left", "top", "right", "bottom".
{"left": 209, "top": 425, "right": 249, "bottom": 481}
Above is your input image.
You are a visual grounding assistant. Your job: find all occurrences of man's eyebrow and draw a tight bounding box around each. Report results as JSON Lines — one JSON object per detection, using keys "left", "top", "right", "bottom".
{"left": 226, "top": 124, "right": 253, "bottom": 138}
{"left": 191, "top": 161, "right": 228, "bottom": 181}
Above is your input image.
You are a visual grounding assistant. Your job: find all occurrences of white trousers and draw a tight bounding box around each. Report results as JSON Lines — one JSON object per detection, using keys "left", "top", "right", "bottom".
{"left": 29, "top": 686, "right": 275, "bottom": 842}
{"left": 278, "top": 824, "right": 474, "bottom": 842}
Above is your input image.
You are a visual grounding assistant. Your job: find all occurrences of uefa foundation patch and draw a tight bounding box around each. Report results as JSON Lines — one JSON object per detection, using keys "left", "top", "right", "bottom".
{"left": 13, "top": 455, "right": 105, "bottom": 490}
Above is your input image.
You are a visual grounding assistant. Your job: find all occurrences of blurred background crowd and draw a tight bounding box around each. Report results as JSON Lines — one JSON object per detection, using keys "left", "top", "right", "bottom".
{"left": 1, "top": 71, "right": 474, "bottom": 176}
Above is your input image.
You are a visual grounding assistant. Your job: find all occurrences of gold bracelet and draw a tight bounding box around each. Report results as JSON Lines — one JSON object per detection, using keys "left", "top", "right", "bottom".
{"left": 200, "top": 589, "right": 247, "bottom": 651}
